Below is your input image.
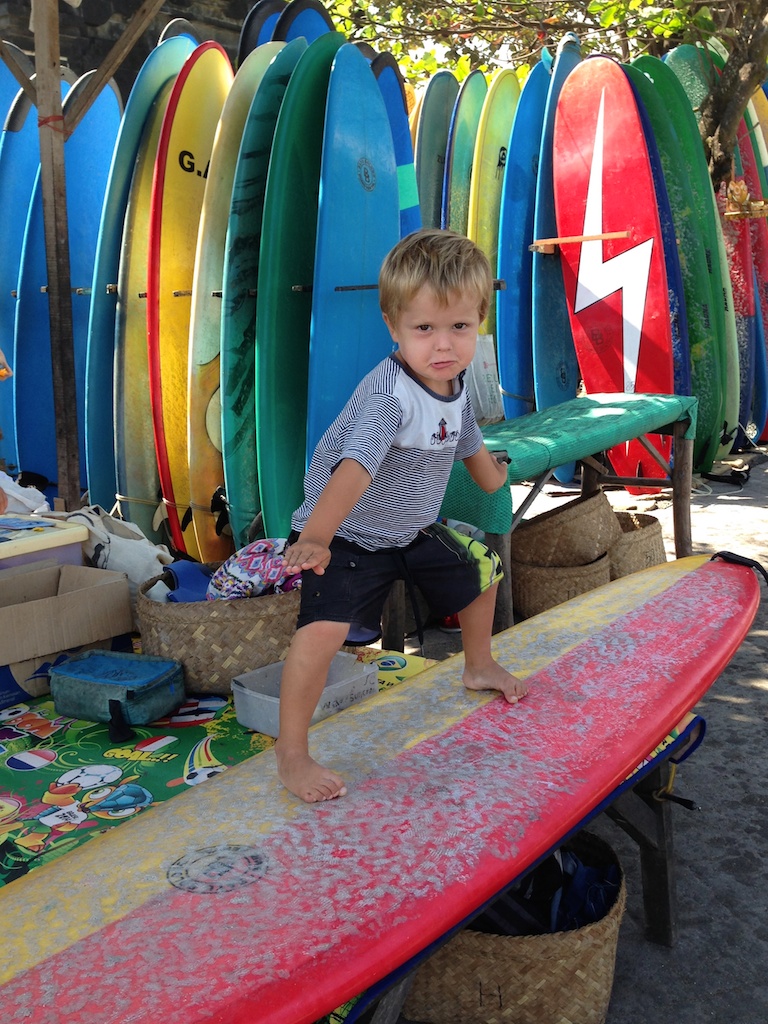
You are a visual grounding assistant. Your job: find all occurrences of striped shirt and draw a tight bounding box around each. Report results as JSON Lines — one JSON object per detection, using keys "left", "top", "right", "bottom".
{"left": 292, "top": 354, "right": 484, "bottom": 550}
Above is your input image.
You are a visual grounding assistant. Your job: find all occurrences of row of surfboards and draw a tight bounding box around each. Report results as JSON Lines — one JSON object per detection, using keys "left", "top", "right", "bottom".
{"left": 1, "top": 5, "right": 765, "bottom": 562}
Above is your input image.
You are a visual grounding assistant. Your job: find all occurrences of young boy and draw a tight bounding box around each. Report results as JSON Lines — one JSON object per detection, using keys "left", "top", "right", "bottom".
{"left": 278, "top": 228, "right": 527, "bottom": 803}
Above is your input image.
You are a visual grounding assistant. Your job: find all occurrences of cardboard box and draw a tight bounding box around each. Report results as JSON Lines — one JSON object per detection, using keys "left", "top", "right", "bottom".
{"left": 0, "top": 563, "right": 134, "bottom": 710}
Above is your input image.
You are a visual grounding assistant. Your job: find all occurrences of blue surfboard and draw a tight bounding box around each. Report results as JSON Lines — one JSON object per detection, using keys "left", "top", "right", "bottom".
{"left": 531, "top": 33, "right": 581, "bottom": 483}
{"left": 306, "top": 43, "right": 400, "bottom": 462}
{"left": 238, "top": 0, "right": 286, "bottom": 62}
{"left": 85, "top": 36, "right": 194, "bottom": 511}
{"left": 272, "top": 0, "right": 335, "bottom": 42}
{"left": 221, "top": 37, "right": 308, "bottom": 548}
{"left": 0, "top": 71, "right": 75, "bottom": 477}
{"left": 371, "top": 51, "right": 420, "bottom": 238}
{"left": 14, "top": 74, "right": 122, "bottom": 495}
{"left": 497, "top": 60, "right": 549, "bottom": 422}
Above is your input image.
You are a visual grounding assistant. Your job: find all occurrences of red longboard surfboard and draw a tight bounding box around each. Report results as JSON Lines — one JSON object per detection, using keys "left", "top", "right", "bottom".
{"left": 552, "top": 56, "right": 674, "bottom": 485}
{"left": 0, "top": 556, "right": 759, "bottom": 1024}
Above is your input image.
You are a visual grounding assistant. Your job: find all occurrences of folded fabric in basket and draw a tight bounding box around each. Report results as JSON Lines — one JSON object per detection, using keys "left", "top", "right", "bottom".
{"left": 206, "top": 538, "right": 302, "bottom": 600}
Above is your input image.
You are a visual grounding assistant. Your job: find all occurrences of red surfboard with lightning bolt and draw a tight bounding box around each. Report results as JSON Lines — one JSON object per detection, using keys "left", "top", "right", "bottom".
{"left": 552, "top": 56, "right": 674, "bottom": 485}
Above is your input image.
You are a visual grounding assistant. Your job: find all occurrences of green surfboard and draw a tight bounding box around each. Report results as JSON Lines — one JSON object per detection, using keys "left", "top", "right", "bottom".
{"left": 255, "top": 32, "right": 345, "bottom": 537}
{"left": 627, "top": 57, "right": 724, "bottom": 473}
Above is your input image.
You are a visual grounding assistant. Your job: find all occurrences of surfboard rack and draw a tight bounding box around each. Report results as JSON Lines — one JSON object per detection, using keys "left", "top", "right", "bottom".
{"left": 290, "top": 280, "right": 508, "bottom": 293}
{"left": 529, "top": 230, "right": 631, "bottom": 254}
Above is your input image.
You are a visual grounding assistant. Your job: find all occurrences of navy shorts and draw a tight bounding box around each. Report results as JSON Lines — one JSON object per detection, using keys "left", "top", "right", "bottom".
{"left": 294, "top": 522, "right": 503, "bottom": 632}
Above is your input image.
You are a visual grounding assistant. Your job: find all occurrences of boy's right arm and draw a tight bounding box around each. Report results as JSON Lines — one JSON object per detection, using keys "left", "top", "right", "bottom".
{"left": 283, "top": 458, "right": 372, "bottom": 575}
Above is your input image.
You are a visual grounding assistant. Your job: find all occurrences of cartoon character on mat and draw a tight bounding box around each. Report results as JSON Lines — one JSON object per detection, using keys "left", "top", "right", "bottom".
{"left": 0, "top": 764, "right": 154, "bottom": 885}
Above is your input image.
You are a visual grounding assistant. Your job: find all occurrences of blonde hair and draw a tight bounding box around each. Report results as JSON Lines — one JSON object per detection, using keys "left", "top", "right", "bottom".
{"left": 378, "top": 229, "right": 492, "bottom": 323}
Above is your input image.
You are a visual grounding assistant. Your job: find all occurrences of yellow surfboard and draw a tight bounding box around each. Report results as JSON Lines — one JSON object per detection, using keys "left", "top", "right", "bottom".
{"left": 466, "top": 67, "right": 520, "bottom": 341}
{"left": 147, "top": 42, "right": 233, "bottom": 557}
{"left": 114, "top": 79, "right": 175, "bottom": 545}
{"left": 187, "top": 42, "right": 284, "bottom": 563}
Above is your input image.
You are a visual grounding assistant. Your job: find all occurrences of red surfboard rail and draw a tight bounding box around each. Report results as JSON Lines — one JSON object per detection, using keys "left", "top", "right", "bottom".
{"left": 552, "top": 55, "right": 674, "bottom": 484}
{"left": 0, "top": 556, "right": 759, "bottom": 1024}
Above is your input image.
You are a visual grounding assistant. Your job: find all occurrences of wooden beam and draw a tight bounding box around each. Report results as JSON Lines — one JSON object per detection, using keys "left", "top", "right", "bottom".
{"left": 33, "top": 0, "right": 80, "bottom": 510}
{"left": 63, "top": 0, "right": 166, "bottom": 135}
{"left": 0, "top": 39, "right": 37, "bottom": 106}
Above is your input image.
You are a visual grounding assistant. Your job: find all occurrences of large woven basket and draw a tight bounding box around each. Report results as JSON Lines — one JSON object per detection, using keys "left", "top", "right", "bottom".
{"left": 136, "top": 573, "right": 299, "bottom": 695}
{"left": 511, "top": 554, "right": 610, "bottom": 620}
{"left": 608, "top": 511, "right": 667, "bottom": 580}
{"left": 404, "top": 832, "right": 626, "bottom": 1024}
{"left": 509, "top": 491, "right": 622, "bottom": 568}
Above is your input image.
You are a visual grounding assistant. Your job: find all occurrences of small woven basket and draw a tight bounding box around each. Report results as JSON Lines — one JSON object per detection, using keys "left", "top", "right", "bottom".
{"left": 608, "top": 511, "right": 667, "bottom": 580}
{"left": 511, "top": 554, "right": 610, "bottom": 620}
{"left": 509, "top": 492, "right": 622, "bottom": 568}
{"left": 136, "top": 573, "right": 299, "bottom": 695}
{"left": 404, "top": 832, "right": 626, "bottom": 1024}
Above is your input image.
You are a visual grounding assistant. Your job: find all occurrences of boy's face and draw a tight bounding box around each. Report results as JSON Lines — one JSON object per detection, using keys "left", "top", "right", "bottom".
{"left": 383, "top": 285, "right": 481, "bottom": 395}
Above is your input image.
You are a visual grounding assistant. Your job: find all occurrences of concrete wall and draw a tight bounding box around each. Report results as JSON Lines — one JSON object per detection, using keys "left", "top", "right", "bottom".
{"left": 0, "top": 1, "right": 252, "bottom": 103}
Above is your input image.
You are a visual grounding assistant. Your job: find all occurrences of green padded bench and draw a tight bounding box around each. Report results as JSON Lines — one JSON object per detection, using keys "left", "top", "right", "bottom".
{"left": 381, "top": 392, "right": 699, "bottom": 647}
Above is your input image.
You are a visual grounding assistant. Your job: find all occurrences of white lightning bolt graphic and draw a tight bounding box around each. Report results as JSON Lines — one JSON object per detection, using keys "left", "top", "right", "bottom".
{"left": 574, "top": 89, "right": 654, "bottom": 393}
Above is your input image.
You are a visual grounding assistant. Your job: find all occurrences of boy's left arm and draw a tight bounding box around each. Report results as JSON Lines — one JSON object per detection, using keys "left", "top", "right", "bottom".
{"left": 462, "top": 446, "right": 509, "bottom": 494}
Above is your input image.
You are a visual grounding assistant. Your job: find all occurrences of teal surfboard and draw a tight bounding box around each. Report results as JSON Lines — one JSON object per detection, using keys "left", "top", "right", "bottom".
{"left": 371, "top": 52, "right": 420, "bottom": 238}
{"left": 85, "top": 36, "right": 194, "bottom": 511}
{"left": 531, "top": 33, "right": 581, "bottom": 483}
{"left": 497, "top": 59, "right": 549, "bottom": 421}
{"left": 414, "top": 70, "right": 458, "bottom": 230}
{"left": 441, "top": 69, "right": 487, "bottom": 234}
{"left": 221, "top": 38, "right": 308, "bottom": 549}
{"left": 0, "top": 70, "right": 75, "bottom": 477}
{"left": 306, "top": 43, "right": 400, "bottom": 462}
{"left": 14, "top": 73, "right": 122, "bottom": 496}
{"left": 255, "top": 32, "right": 345, "bottom": 537}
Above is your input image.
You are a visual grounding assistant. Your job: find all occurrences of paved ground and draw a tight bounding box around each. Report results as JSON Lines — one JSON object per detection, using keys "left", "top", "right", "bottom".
{"left": 396, "top": 449, "right": 768, "bottom": 1024}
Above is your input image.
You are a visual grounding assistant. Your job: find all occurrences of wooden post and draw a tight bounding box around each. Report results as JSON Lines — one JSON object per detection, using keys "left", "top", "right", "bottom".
{"left": 33, "top": 0, "right": 81, "bottom": 511}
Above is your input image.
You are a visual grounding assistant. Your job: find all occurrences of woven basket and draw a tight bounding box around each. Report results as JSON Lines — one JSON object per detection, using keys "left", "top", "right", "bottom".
{"left": 136, "top": 573, "right": 299, "bottom": 695}
{"left": 404, "top": 832, "right": 626, "bottom": 1024}
{"left": 608, "top": 511, "right": 667, "bottom": 580}
{"left": 511, "top": 554, "right": 610, "bottom": 620}
{"left": 509, "top": 492, "right": 622, "bottom": 568}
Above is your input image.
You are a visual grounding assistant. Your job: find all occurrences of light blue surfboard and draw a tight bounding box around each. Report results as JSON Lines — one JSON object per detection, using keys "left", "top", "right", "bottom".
{"left": 85, "top": 36, "right": 194, "bottom": 511}
{"left": 531, "top": 33, "right": 581, "bottom": 483}
{"left": 272, "top": 0, "right": 335, "bottom": 42}
{"left": 441, "top": 68, "right": 487, "bottom": 235}
{"left": 306, "top": 42, "right": 400, "bottom": 463}
{"left": 371, "top": 51, "right": 420, "bottom": 238}
{"left": 13, "top": 73, "right": 122, "bottom": 496}
{"left": 497, "top": 60, "right": 549, "bottom": 422}
{"left": 221, "top": 37, "right": 308, "bottom": 548}
{"left": 0, "top": 70, "right": 75, "bottom": 477}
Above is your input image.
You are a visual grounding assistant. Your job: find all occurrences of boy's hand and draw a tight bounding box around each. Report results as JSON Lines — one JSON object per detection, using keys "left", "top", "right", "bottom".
{"left": 283, "top": 539, "right": 332, "bottom": 575}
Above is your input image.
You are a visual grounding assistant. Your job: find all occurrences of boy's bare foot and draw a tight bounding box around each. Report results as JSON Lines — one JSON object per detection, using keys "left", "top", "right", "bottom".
{"left": 275, "top": 744, "right": 348, "bottom": 803}
{"left": 463, "top": 660, "right": 528, "bottom": 704}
